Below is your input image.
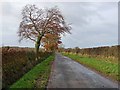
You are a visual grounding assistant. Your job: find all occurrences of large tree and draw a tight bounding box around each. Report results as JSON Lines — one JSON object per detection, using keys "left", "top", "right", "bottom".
{"left": 18, "top": 4, "right": 71, "bottom": 56}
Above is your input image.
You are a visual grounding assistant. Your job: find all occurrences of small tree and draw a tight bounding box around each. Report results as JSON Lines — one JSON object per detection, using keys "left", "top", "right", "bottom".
{"left": 41, "top": 33, "right": 61, "bottom": 52}
{"left": 74, "top": 47, "right": 80, "bottom": 54}
{"left": 18, "top": 4, "right": 71, "bottom": 57}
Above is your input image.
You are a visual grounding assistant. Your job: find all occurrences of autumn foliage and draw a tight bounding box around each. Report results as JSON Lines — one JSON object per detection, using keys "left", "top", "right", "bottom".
{"left": 18, "top": 5, "right": 71, "bottom": 55}
{"left": 42, "top": 33, "right": 62, "bottom": 52}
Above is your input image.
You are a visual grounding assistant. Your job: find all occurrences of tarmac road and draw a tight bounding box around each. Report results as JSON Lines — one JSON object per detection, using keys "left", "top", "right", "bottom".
{"left": 47, "top": 53, "right": 118, "bottom": 88}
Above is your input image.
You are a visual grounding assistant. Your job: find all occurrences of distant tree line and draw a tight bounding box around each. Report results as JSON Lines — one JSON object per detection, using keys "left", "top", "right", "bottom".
{"left": 58, "top": 45, "right": 119, "bottom": 58}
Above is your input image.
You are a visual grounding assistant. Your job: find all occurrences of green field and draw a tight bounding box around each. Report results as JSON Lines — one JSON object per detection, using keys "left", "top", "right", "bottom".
{"left": 63, "top": 53, "right": 119, "bottom": 81}
{"left": 10, "top": 55, "right": 54, "bottom": 88}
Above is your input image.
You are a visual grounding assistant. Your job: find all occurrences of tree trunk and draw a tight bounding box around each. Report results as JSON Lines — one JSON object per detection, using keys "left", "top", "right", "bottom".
{"left": 35, "top": 35, "right": 42, "bottom": 60}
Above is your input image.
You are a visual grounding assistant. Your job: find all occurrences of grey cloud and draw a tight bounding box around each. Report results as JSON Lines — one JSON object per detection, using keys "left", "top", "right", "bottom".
{"left": 1, "top": 2, "right": 118, "bottom": 48}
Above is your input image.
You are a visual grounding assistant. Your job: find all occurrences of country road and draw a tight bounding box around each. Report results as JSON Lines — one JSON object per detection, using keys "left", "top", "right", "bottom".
{"left": 47, "top": 53, "right": 118, "bottom": 88}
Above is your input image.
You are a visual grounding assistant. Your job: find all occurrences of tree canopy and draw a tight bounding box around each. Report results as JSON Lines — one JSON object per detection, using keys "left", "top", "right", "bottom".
{"left": 18, "top": 4, "right": 71, "bottom": 54}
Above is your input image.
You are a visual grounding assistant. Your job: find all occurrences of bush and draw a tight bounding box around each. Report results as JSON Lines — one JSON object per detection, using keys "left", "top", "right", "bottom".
{"left": 62, "top": 45, "right": 119, "bottom": 59}
{"left": 2, "top": 47, "right": 52, "bottom": 88}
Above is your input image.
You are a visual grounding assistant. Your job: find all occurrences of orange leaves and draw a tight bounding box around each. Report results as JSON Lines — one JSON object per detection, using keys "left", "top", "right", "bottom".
{"left": 44, "top": 43, "right": 57, "bottom": 51}
{"left": 18, "top": 5, "right": 71, "bottom": 53}
{"left": 41, "top": 33, "right": 62, "bottom": 51}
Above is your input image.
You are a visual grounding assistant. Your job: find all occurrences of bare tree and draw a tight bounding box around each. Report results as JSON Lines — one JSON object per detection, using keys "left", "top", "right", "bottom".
{"left": 18, "top": 4, "right": 71, "bottom": 57}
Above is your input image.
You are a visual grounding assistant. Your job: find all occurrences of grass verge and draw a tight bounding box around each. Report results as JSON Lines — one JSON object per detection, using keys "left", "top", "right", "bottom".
{"left": 63, "top": 53, "right": 119, "bottom": 81}
{"left": 10, "top": 55, "right": 54, "bottom": 88}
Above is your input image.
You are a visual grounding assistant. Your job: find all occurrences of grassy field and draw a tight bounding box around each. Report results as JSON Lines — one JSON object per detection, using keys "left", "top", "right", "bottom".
{"left": 63, "top": 53, "right": 119, "bottom": 81}
{"left": 10, "top": 55, "right": 54, "bottom": 88}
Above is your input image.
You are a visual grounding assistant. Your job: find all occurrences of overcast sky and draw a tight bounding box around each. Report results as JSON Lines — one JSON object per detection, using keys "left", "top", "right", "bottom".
{"left": 1, "top": 1, "right": 118, "bottom": 48}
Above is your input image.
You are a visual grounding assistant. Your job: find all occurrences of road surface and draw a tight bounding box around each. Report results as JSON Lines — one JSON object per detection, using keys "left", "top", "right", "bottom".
{"left": 47, "top": 53, "right": 118, "bottom": 88}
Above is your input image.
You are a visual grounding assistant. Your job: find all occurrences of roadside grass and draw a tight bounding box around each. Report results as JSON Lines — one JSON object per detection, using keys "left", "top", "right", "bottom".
{"left": 2, "top": 47, "right": 52, "bottom": 88}
{"left": 63, "top": 53, "right": 119, "bottom": 81}
{"left": 10, "top": 55, "right": 54, "bottom": 89}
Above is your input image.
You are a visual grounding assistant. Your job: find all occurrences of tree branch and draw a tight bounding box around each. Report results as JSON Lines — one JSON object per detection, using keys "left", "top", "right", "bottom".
{"left": 43, "top": 13, "right": 55, "bottom": 34}
{"left": 27, "top": 35, "right": 36, "bottom": 42}
{"left": 29, "top": 12, "right": 41, "bottom": 35}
